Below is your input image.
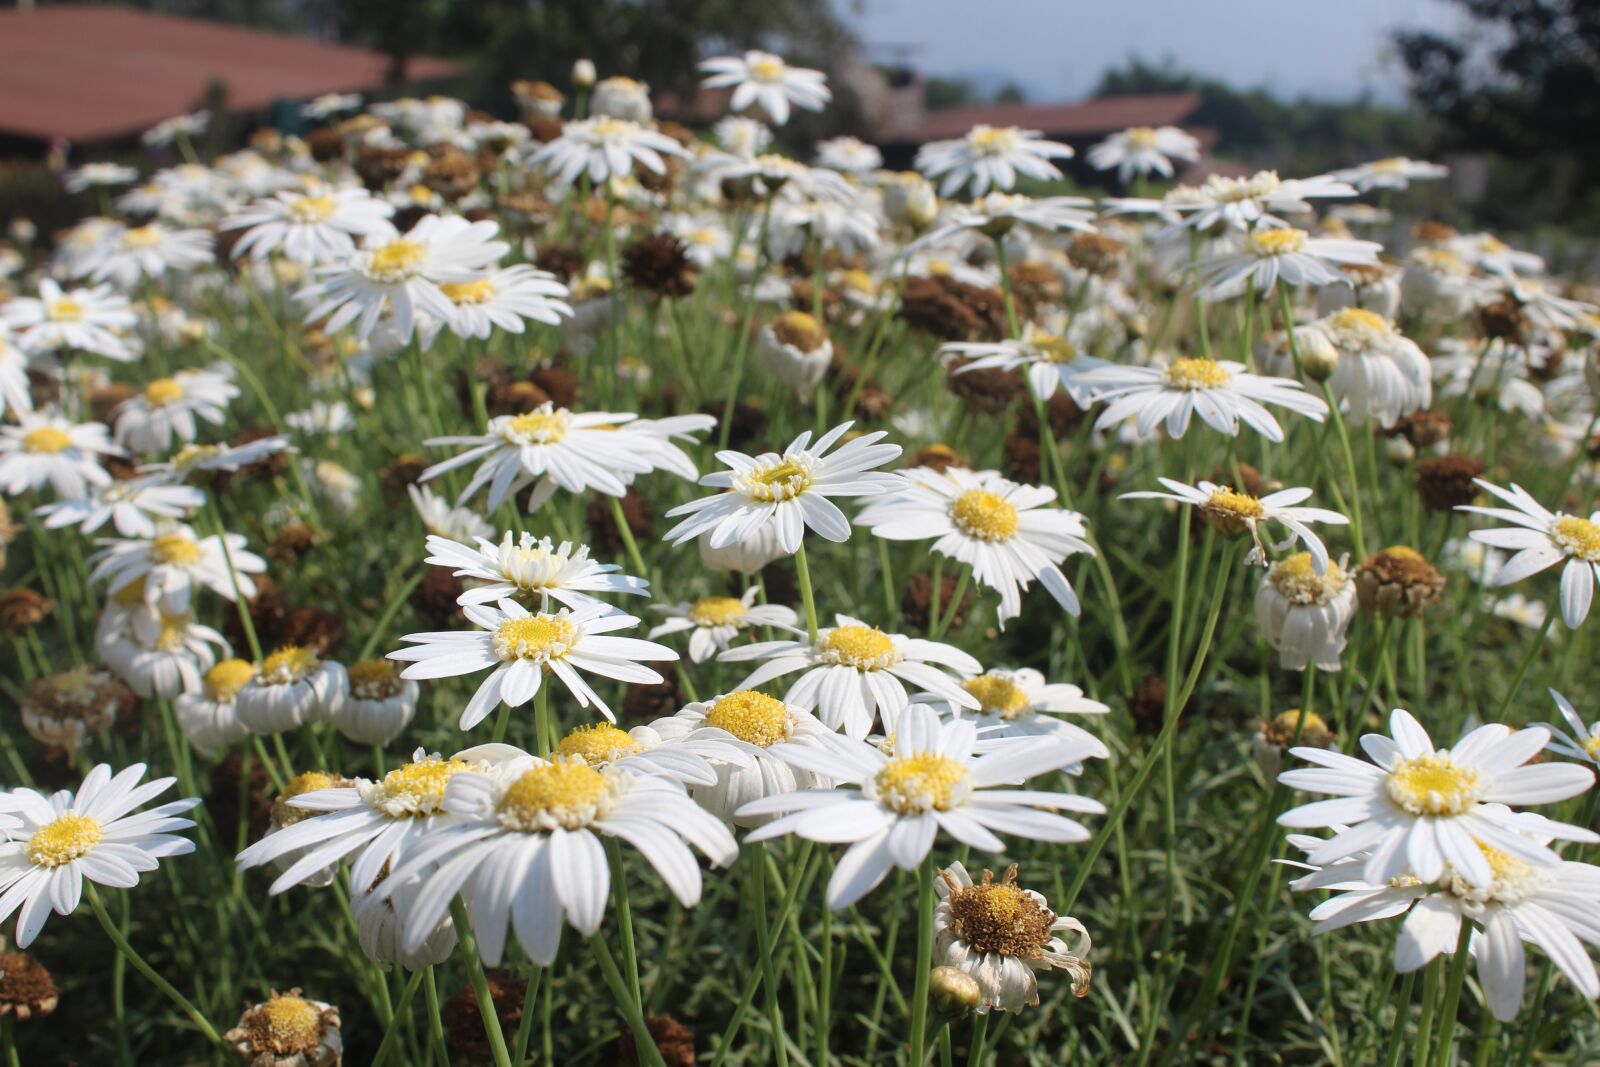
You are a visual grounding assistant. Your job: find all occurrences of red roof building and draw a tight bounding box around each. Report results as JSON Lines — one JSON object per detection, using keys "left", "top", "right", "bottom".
{"left": 0, "top": 5, "right": 462, "bottom": 147}
{"left": 883, "top": 92, "right": 1204, "bottom": 145}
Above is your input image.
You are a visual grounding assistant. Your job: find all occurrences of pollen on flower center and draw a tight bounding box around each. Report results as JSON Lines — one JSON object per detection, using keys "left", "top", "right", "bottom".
{"left": 441, "top": 278, "right": 497, "bottom": 305}
{"left": 1448, "top": 840, "right": 1545, "bottom": 904}
{"left": 1125, "top": 126, "right": 1159, "bottom": 149}
{"left": 22, "top": 427, "right": 72, "bottom": 454}
{"left": 1385, "top": 753, "right": 1484, "bottom": 816}
{"left": 1552, "top": 515, "right": 1600, "bottom": 561}
{"left": 122, "top": 225, "right": 162, "bottom": 250}
{"left": 555, "top": 723, "right": 643, "bottom": 764}
{"left": 348, "top": 658, "right": 404, "bottom": 700}
{"left": 1164, "top": 358, "right": 1231, "bottom": 390}
{"left": 689, "top": 596, "right": 747, "bottom": 627}
{"left": 286, "top": 195, "right": 337, "bottom": 223}
{"left": 1268, "top": 552, "right": 1347, "bottom": 604}
{"left": 274, "top": 771, "right": 346, "bottom": 828}
{"left": 25, "top": 812, "right": 102, "bottom": 868}
{"left": 875, "top": 753, "right": 970, "bottom": 813}
{"left": 493, "top": 614, "right": 576, "bottom": 662}
{"left": 963, "top": 674, "right": 1031, "bottom": 718}
{"left": 1328, "top": 306, "right": 1392, "bottom": 341}
{"left": 819, "top": 625, "right": 898, "bottom": 670}
{"left": 705, "top": 689, "right": 792, "bottom": 747}
{"left": 246, "top": 993, "right": 324, "bottom": 1055}
{"left": 47, "top": 298, "right": 83, "bottom": 322}
{"left": 749, "top": 54, "right": 787, "bottom": 81}
{"left": 366, "top": 757, "right": 468, "bottom": 817}
{"left": 1248, "top": 228, "right": 1308, "bottom": 256}
{"left": 968, "top": 125, "right": 1017, "bottom": 154}
{"left": 259, "top": 645, "right": 319, "bottom": 685}
{"left": 1031, "top": 335, "right": 1077, "bottom": 363}
{"left": 204, "top": 658, "right": 256, "bottom": 702}
{"left": 950, "top": 489, "right": 1020, "bottom": 542}
{"left": 497, "top": 762, "right": 614, "bottom": 831}
{"left": 946, "top": 867, "right": 1056, "bottom": 958}
{"left": 150, "top": 532, "right": 201, "bottom": 564}
{"left": 742, "top": 458, "right": 813, "bottom": 502}
{"left": 155, "top": 612, "right": 190, "bottom": 651}
{"left": 498, "top": 408, "right": 570, "bottom": 445}
{"left": 144, "top": 377, "right": 185, "bottom": 406}
{"left": 363, "top": 238, "right": 425, "bottom": 282}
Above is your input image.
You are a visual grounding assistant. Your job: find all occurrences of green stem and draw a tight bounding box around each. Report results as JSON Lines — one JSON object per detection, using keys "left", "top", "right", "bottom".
{"left": 793, "top": 542, "right": 820, "bottom": 645}
{"left": 607, "top": 837, "right": 643, "bottom": 1008}
{"left": 748, "top": 841, "right": 790, "bottom": 1067}
{"left": 86, "top": 883, "right": 228, "bottom": 1052}
{"left": 532, "top": 683, "right": 551, "bottom": 757}
{"left": 968, "top": 1012, "right": 991, "bottom": 1066}
{"left": 1320, "top": 382, "right": 1368, "bottom": 560}
{"left": 992, "top": 237, "right": 1019, "bottom": 338}
{"left": 371, "top": 969, "right": 427, "bottom": 1067}
{"left": 1431, "top": 921, "right": 1476, "bottom": 1067}
{"left": 590, "top": 937, "right": 670, "bottom": 1067}
{"left": 1414, "top": 961, "right": 1442, "bottom": 1067}
{"left": 448, "top": 897, "right": 513, "bottom": 1067}
{"left": 1491, "top": 610, "right": 1556, "bottom": 722}
{"left": 1383, "top": 969, "right": 1417, "bottom": 1067}
{"left": 718, "top": 193, "right": 777, "bottom": 450}
{"left": 512, "top": 966, "right": 543, "bottom": 1066}
{"left": 908, "top": 853, "right": 937, "bottom": 1067}
{"left": 357, "top": 568, "right": 426, "bottom": 660}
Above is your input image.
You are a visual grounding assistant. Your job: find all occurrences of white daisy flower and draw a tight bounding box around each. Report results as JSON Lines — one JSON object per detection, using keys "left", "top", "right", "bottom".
{"left": 1547, "top": 689, "right": 1600, "bottom": 767}
{"left": 111, "top": 369, "right": 239, "bottom": 455}
{"left": 302, "top": 92, "right": 363, "bottom": 119}
{"left": 720, "top": 613, "right": 983, "bottom": 739}
{"left": 142, "top": 110, "right": 209, "bottom": 147}
{"left": 739, "top": 702, "right": 1106, "bottom": 909}
{"left": 1078, "top": 357, "right": 1328, "bottom": 443}
{"left": 664, "top": 422, "right": 902, "bottom": 555}
{"left": 234, "top": 646, "right": 348, "bottom": 735}
{"left": 816, "top": 136, "right": 883, "bottom": 174}
{"left": 1087, "top": 125, "right": 1200, "bottom": 184}
{"left": 930, "top": 668, "right": 1109, "bottom": 749}
{"left": 648, "top": 587, "right": 801, "bottom": 663}
{"left": 1254, "top": 552, "right": 1359, "bottom": 671}
{"left": 1490, "top": 593, "right": 1549, "bottom": 630}
{"left": 529, "top": 713, "right": 754, "bottom": 787}
{"left": 1277, "top": 708, "right": 1596, "bottom": 888}
{"left": 223, "top": 186, "right": 395, "bottom": 265}
{"left": 0, "top": 763, "right": 198, "bottom": 948}
{"left": 700, "top": 51, "right": 831, "bottom": 126}
{"left": 389, "top": 599, "right": 677, "bottom": 730}
{"left": 299, "top": 214, "right": 509, "bottom": 342}
{"left": 334, "top": 659, "right": 419, "bottom": 747}
{"left": 353, "top": 875, "right": 457, "bottom": 971}
{"left": 915, "top": 125, "right": 1074, "bottom": 198}
{"left": 1121, "top": 477, "right": 1348, "bottom": 572}
{"left": 99, "top": 606, "right": 230, "bottom": 699}
{"left": 423, "top": 531, "right": 647, "bottom": 609}
{"left": 646, "top": 690, "right": 836, "bottom": 825}
{"left": 528, "top": 118, "right": 685, "bottom": 187}
{"left": 1432, "top": 338, "right": 1544, "bottom": 419}
{"left": 407, "top": 484, "right": 493, "bottom": 542}
{"left": 90, "top": 521, "right": 265, "bottom": 613}
{"left": 590, "top": 76, "right": 653, "bottom": 122}
{"left": 63, "top": 163, "right": 141, "bottom": 194}
{"left": 3, "top": 279, "right": 138, "bottom": 361}
{"left": 430, "top": 265, "right": 572, "bottom": 341}
{"left": 1458, "top": 479, "right": 1600, "bottom": 628}
{"left": 856, "top": 467, "right": 1095, "bottom": 624}
{"left": 1196, "top": 227, "right": 1382, "bottom": 301}
{"left": 370, "top": 752, "right": 738, "bottom": 966}
{"left": 173, "top": 658, "right": 255, "bottom": 758}
{"left": 1327, "top": 157, "right": 1448, "bottom": 192}
{"left": 940, "top": 313, "right": 1109, "bottom": 405}
{"left": 285, "top": 399, "right": 355, "bottom": 436}
{"left": 37, "top": 476, "right": 202, "bottom": 538}
{"left": 935, "top": 862, "right": 1093, "bottom": 1013}
{"left": 236, "top": 749, "right": 489, "bottom": 895}
{"left": 85, "top": 221, "right": 213, "bottom": 289}
{"left": 0, "top": 414, "right": 123, "bottom": 499}
{"left": 420, "top": 404, "right": 659, "bottom": 514}
{"left": 1301, "top": 307, "right": 1433, "bottom": 426}
{"left": 1175, "top": 170, "right": 1356, "bottom": 232}
{"left": 909, "top": 192, "right": 1096, "bottom": 255}
{"left": 141, "top": 436, "right": 293, "bottom": 484}
{"left": 711, "top": 115, "right": 772, "bottom": 159}
{"left": 0, "top": 327, "right": 31, "bottom": 419}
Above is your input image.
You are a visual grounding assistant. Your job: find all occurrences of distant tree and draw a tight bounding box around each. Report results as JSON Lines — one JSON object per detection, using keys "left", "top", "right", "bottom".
{"left": 923, "top": 76, "right": 981, "bottom": 110}
{"left": 994, "top": 82, "right": 1026, "bottom": 104}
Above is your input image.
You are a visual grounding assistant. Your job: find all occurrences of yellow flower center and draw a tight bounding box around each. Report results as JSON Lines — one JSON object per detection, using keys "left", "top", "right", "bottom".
{"left": 143, "top": 377, "right": 185, "bottom": 406}
{"left": 819, "top": 625, "right": 898, "bottom": 670}
{"left": 554, "top": 723, "right": 642, "bottom": 764}
{"left": 259, "top": 645, "right": 319, "bottom": 685}
{"left": 1268, "top": 552, "right": 1348, "bottom": 603}
{"left": 946, "top": 873, "right": 1056, "bottom": 957}
{"left": 497, "top": 762, "right": 613, "bottom": 831}
{"left": 248, "top": 994, "right": 324, "bottom": 1055}
{"left": 493, "top": 614, "right": 576, "bottom": 662}
{"left": 742, "top": 458, "right": 813, "bottom": 502}
{"left": 772, "top": 310, "right": 827, "bottom": 352}
{"left": 46, "top": 298, "right": 83, "bottom": 322}
{"left": 1248, "top": 228, "right": 1308, "bottom": 256}
{"left": 498, "top": 409, "right": 570, "bottom": 445}
{"left": 963, "top": 674, "right": 1031, "bottom": 718}
{"left": 44, "top": 665, "right": 101, "bottom": 704}
{"left": 1553, "top": 515, "right": 1600, "bottom": 562}
{"left": 1204, "top": 488, "right": 1265, "bottom": 529}
{"left": 348, "top": 658, "right": 404, "bottom": 700}
{"left": 122, "top": 225, "right": 163, "bottom": 250}
{"left": 1329, "top": 306, "right": 1391, "bottom": 339}
{"left": 273, "top": 771, "right": 345, "bottom": 827}
{"left": 367, "top": 757, "right": 468, "bottom": 817}
{"left": 364, "top": 238, "right": 425, "bottom": 282}
{"left": 689, "top": 596, "right": 747, "bottom": 627}
{"left": 749, "top": 55, "right": 787, "bottom": 81}
{"left": 1584, "top": 735, "right": 1600, "bottom": 761}
{"left": 25, "top": 812, "right": 102, "bottom": 868}
{"left": 1273, "top": 708, "right": 1329, "bottom": 733}
{"left": 22, "top": 427, "right": 72, "bottom": 454}
{"left": 155, "top": 612, "right": 190, "bottom": 651}
{"left": 150, "top": 532, "right": 201, "bottom": 565}
{"left": 286, "top": 195, "right": 337, "bottom": 223}
{"left": 204, "top": 658, "right": 256, "bottom": 702}
{"left": 1164, "top": 357, "right": 1231, "bottom": 390}
{"left": 874, "top": 753, "right": 970, "bottom": 813}
{"left": 590, "top": 118, "right": 634, "bottom": 139}
{"left": 1385, "top": 753, "right": 1484, "bottom": 816}
{"left": 441, "top": 278, "right": 497, "bottom": 305}
{"left": 1126, "top": 127, "right": 1159, "bottom": 149}
{"left": 1030, "top": 334, "right": 1077, "bottom": 363}
{"left": 705, "top": 689, "right": 792, "bottom": 747}
{"left": 950, "top": 489, "right": 1020, "bottom": 542}
{"left": 968, "top": 126, "right": 1017, "bottom": 154}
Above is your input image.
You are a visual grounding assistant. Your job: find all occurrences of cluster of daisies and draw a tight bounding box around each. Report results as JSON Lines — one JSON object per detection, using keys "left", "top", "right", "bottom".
{"left": 0, "top": 32, "right": 1597, "bottom": 1063}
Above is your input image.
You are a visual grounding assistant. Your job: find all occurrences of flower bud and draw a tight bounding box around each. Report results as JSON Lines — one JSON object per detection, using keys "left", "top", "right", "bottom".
{"left": 1293, "top": 327, "right": 1339, "bottom": 382}
{"left": 928, "top": 965, "right": 982, "bottom": 1017}
{"left": 571, "top": 59, "right": 597, "bottom": 88}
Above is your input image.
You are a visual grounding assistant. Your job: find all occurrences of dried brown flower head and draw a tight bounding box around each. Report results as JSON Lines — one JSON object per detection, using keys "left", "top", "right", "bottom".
{"left": 623, "top": 233, "right": 697, "bottom": 298}
{"left": 1416, "top": 454, "right": 1486, "bottom": 511}
{"left": 1355, "top": 545, "right": 1446, "bottom": 619}
{"left": 0, "top": 947, "right": 59, "bottom": 1019}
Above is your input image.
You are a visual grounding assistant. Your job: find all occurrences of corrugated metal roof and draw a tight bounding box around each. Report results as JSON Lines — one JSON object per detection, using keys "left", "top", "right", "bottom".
{"left": 0, "top": 5, "right": 463, "bottom": 144}
{"left": 888, "top": 92, "right": 1203, "bottom": 143}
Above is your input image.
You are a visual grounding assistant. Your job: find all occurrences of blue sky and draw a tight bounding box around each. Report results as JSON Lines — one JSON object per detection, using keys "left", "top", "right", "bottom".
{"left": 838, "top": 0, "right": 1470, "bottom": 102}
